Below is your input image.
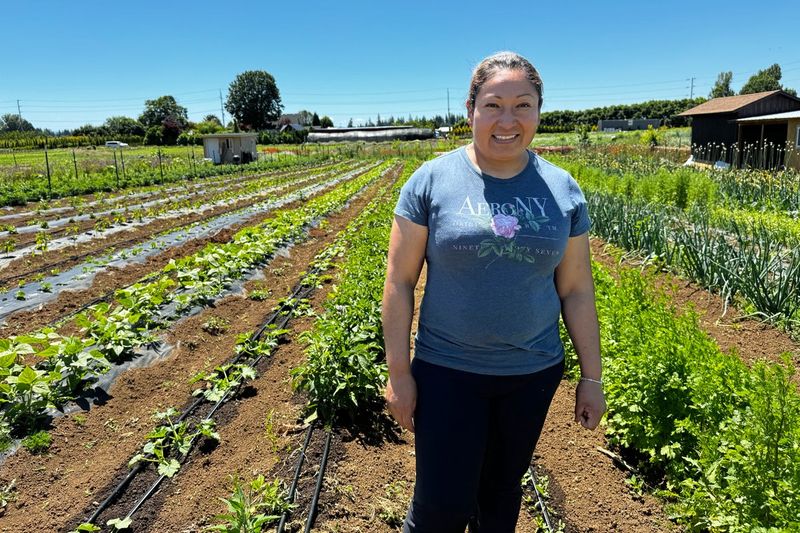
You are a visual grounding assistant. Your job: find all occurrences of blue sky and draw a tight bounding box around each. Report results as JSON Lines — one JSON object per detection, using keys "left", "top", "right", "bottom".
{"left": 2, "top": 0, "right": 799, "bottom": 131}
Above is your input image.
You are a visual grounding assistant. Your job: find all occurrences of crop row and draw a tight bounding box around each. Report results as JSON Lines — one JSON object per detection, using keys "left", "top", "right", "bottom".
{"left": 70, "top": 163, "right": 404, "bottom": 532}
{"left": 551, "top": 151, "right": 800, "bottom": 213}
{"left": 0, "top": 160, "right": 365, "bottom": 262}
{"left": 0, "top": 159, "right": 357, "bottom": 235}
{"left": 0, "top": 161, "right": 395, "bottom": 444}
{"left": 0, "top": 150, "right": 337, "bottom": 207}
{"left": 561, "top": 260, "right": 800, "bottom": 531}
{"left": 291, "top": 162, "right": 417, "bottom": 424}
{"left": 1, "top": 160, "right": 380, "bottom": 311}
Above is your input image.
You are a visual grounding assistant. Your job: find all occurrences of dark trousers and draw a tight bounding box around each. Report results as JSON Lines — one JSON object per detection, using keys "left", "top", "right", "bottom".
{"left": 403, "top": 357, "right": 564, "bottom": 533}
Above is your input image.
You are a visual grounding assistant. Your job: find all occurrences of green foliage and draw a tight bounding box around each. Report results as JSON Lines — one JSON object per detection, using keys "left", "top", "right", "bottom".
{"left": 201, "top": 316, "right": 230, "bottom": 336}
{"left": 21, "top": 430, "right": 52, "bottom": 454}
{"left": 225, "top": 70, "right": 283, "bottom": 131}
{"left": 205, "top": 475, "right": 293, "bottom": 532}
{"left": 740, "top": 64, "right": 788, "bottom": 95}
{"left": 710, "top": 71, "right": 735, "bottom": 98}
{"left": 0, "top": 114, "right": 35, "bottom": 133}
{"left": 292, "top": 163, "right": 416, "bottom": 423}
{"left": 128, "top": 407, "right": 219, "bottom": 478}
{"left": 319, "top": 115, "right": 334, "bottom": 128}
{"left": 190, "top": 364, "right": 256, "bottom": 402}
{"left": 138, "top": 95, "right": 189, "bottom": 130}
{"left": 584, "top": 261, "right": 800, "bottom": 530}
{"left": 539, "top": 98, "right": 705, "bottom": 132}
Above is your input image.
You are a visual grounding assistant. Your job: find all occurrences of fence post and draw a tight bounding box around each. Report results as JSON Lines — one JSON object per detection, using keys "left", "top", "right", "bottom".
{"left": 113, "top": 150, "right": 120, "bottom": 189}
{"left": 72, "top": 149, "right": 79, "bottom": 181}
{"left": 44, "top": 137, "right": 52, "bottom": 197}
{"left": 157, "top": 148, "right": 164, "bottom": 183}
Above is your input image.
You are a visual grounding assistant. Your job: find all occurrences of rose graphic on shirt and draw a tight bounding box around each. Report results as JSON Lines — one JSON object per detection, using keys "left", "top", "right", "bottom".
{"left": 479, "top": 212, "right": 548, "bottom": 266}
{"left": 490, "top": 214, "right": 521, "bottom": 239}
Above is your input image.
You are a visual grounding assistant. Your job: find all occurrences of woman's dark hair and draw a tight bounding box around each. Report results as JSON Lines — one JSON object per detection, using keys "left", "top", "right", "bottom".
{"left": 468, "top": 51, "right": 543, "bottom": 112}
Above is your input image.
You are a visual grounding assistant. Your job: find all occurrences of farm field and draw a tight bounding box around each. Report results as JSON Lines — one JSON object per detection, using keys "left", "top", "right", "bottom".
{"left": 0, "top": 146, "right": 798, "bottom": 532}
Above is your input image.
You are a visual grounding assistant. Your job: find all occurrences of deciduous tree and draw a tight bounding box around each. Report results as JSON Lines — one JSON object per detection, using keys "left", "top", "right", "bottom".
{"left": 710, "top": 71, "right": 734, "bottom": 98}
{"left": 225, "top": 70, "right": 283, "bottom": 130}
{"left": 139, "top": 96, "right": 188, "bottom": 129}
{"left": 0, "top": 114, "right": 35, "bottom": 132}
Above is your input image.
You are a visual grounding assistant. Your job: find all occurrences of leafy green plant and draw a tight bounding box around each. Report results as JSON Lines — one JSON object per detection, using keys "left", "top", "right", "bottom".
{"left": 190, "top": 364, "right": 256, "bottom": 402}
{"left": 201, "top": 316, "right": 230, "bottom": 336}
{"left": 205, "top": 475, "right": 293, "bottom": 532}
{"left": 247, "top": 288, "right": 271, "bottom": 301}
{"left": 21, "top": 430, "right": 52, "bottom": 454}
{"left": 377, "top": 481, "right": 409, "bottom": 528}
{"left": 0, "top": 478, "right": 16, "bottom": 514}
{"left": 128, "top": 408, "right": 219, "bottom": 478}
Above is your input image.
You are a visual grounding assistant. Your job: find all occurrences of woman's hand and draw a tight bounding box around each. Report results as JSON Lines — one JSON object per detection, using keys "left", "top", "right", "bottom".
{"left": 385, "top": 372, "right": 417, "bottom": 433}
{"left": 574, "top": 380, "right": 606, "bottom": 430}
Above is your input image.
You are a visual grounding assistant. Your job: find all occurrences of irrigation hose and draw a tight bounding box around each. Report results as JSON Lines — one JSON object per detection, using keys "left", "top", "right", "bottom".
{"left": 304, "top": 429, "right": 333, "bottom": 533}
{"left": 528, "top": 465, "right": 554, "bottom": 532}
{"left": 277, "top": 422, "right": 316, "bottom": 533}
{"left": 84, "top": 462, "right": 145, "bottom": 524}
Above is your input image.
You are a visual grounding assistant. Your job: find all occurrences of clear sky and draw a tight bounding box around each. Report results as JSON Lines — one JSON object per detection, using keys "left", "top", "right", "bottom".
{"left": 2, "top": 0, "right": 799, "bottom": 131}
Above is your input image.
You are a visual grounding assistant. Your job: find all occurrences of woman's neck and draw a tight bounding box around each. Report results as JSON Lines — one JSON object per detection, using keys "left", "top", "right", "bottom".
{"left": 465, "top": 144, "right": 530, "bottom": 179}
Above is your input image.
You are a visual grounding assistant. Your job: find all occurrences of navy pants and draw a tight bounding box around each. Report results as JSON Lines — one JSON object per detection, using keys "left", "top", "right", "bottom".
{"left": 403, "top": 357, "right": 564, "bottom": 533}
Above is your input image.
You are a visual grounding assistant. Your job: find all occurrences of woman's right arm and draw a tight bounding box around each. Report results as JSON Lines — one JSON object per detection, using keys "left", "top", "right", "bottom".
{"left": 382, "top": 215, "right": 428, "bottom": 433}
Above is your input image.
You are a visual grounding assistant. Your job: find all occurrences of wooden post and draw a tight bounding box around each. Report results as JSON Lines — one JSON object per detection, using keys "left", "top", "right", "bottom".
{"left": 72, "top": 149, "right": 79, "bottom": 181}
{"left": 113, "top": 150, "right": 120, "bottom": 189}
{"left": 157, "top": 148, "right": 164, "bottom": 183}
{"left": 44, "top": 137, "right": 52, "bottom": 197}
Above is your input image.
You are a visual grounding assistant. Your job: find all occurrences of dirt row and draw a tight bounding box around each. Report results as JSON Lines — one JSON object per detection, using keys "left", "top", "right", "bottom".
{"left": 0, "top": 162, "right": 360, "bottom": 289}
{"left": 0, "top": 167, "right": 398, "bottom": 533}
{"left": 3, "top": 172, "right": 798, "bottom": 531}
{"left": 0, "top": 164, "right": 373, "bottom": 337}
{"left": 311, "top": 238, "right": 800, "bottom": 533}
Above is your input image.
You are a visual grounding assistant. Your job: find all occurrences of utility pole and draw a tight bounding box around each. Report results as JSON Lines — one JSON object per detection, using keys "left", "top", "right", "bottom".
{"left": 447, "top": 89, "right": 451, "bottom": 125}
{"left": 219, "top": 89, "right": 226, "bottom": 126}
{"left": 688, "top": 77, "right": 695, "bottom": 99}
{"left": 17, "top": 100, "right": 22, "bottom": 119}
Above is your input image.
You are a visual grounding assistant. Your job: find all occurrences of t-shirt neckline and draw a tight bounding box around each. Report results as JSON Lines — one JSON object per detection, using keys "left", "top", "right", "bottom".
{"left": 459, "top": 146, "right": 535, "bottom": 184}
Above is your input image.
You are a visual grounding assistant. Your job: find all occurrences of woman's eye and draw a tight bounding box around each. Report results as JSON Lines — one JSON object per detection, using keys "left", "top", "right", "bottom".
{"left": 518, "top": 102, "right": 532, "bottom": 108}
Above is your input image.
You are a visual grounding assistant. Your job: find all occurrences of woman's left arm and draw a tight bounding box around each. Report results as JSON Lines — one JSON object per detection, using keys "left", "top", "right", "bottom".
{"left": 555, "top": 232, "right": 606, "bottom": 430}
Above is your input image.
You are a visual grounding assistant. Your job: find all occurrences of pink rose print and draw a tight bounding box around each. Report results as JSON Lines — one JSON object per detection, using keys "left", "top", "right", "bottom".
{"left": 490, "top": 214, "right": 521, "bottom": 239}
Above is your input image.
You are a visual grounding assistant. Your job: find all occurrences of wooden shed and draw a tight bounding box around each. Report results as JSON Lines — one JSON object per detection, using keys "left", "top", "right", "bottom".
{"left": 677, "top": 91, "right": 800, "bottom": 167}
{"left": 201, "top": 133, "right": 258, "bottom": 164}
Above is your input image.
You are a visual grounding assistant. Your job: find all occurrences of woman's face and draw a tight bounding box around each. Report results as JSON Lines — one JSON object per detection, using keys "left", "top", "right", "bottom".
{"left": 468, "top": 69, "right": 540, "bottom": 169}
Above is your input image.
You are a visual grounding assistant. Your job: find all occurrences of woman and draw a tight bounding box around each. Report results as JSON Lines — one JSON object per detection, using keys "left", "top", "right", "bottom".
{"left": 382, "top": 51, "right": 606, "bottom": 532}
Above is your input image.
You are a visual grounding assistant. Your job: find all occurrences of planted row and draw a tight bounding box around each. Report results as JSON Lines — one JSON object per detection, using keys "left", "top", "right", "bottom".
{"left": 291, "top": 161, "right": 416, "bottom": 424}
{"left": 0, "top": 162, "right": 395, "bottom": 443}
{"left": 561, "top": 260, "right": 800, "bottom": 531}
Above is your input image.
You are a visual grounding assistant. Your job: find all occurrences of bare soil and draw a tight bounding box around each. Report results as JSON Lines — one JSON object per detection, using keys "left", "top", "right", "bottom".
{"left": 1, "top": 177, "right": 798, "bottom": 532}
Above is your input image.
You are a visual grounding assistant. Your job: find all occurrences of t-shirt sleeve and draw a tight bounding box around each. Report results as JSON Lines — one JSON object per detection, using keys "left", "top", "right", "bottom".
{"left": 568, "top": 176, "right": 591, "bottom": 237}
{"left": 394, "top": 163, "right": 431, "bottom": 226}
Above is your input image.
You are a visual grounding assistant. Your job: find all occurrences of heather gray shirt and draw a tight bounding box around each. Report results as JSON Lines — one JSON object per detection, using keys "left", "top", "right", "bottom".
{"left": 394, "top": 147, "right": 590, "bottom": 375}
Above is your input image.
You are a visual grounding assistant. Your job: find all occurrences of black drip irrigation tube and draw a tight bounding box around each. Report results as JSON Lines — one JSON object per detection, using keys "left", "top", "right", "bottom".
{"left": 277, "top": 422, "right": 316, "bottom": 533}
{"left": 75, "top": 247, "right": 335, "bottom": 528}
{"left": 304, "top": 428, "right": 333, "bottom": 533}
{"left": 528, "top": 465, "right": 555, "bottom": 532}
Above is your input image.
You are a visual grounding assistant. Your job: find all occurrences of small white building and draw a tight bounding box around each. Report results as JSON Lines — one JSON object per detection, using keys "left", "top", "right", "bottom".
{"left": 201, "top": 133, "right": 258, "bottom": 164}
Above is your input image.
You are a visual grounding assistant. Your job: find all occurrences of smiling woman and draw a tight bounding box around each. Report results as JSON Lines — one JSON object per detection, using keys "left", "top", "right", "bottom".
{"left": 382, "top": 51, "right": 606, "bottom": 532}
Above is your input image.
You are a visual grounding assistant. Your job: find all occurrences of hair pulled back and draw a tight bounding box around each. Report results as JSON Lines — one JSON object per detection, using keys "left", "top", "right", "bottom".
{"left": 468, "top": 51, "right": 543, "bottom": 112}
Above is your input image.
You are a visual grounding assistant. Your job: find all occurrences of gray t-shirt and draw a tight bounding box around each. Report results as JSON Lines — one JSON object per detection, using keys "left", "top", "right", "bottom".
{"left": 394, "top": 147, "right": 590, "bottom": 375}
